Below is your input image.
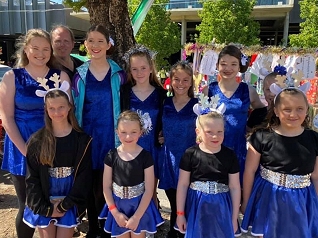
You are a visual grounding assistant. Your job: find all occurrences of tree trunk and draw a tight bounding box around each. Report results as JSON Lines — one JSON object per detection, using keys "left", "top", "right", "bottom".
{"left": 109, "top": 0, "right": 136, "bottom": 68}
{"left": 86, "top": 0, "right": 135, "bottom": 68}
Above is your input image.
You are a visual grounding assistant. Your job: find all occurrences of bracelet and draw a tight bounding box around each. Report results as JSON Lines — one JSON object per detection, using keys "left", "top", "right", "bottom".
{"left": 176, "top": 211, "right": 185, "bottom": 216}
{"left": 108, "top": 204, "right": 116, "bottom": 211}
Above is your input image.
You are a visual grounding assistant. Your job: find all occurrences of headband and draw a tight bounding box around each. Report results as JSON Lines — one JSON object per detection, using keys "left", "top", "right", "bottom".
{"left": 193, "top": 94, "right": 226, "bottom": 116}
{"left": 36, "top": 76, "right": 71, "bottom": 101}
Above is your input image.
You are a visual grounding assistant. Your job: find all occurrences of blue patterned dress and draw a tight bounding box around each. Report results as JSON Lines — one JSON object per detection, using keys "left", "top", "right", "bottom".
{"left": 1, "top": 68, "right": 61, "bottom": 176}
{"left": 82, "top": 70, "right": 114, "bottom": 170}
{"left": 208, "top": 82, "right": 250, "bottom": 181}
{"left": 130, "top": 89, "right": 160, "bottom": 177}
{"left": 158, "top": 97, "right": 198, "bottom": 190}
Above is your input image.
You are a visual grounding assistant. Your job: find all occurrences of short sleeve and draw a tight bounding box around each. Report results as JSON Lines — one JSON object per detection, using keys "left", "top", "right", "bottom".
{"left": 179, "top": 147, "right": 194, "bottom": 172}
{"left": 142, "top": 150, "right": 154, "bottom": 169}
{"left": 104, "top": 149, "right": 115, "bottom": 167}
{"left": 228, "top": 150, "right": 240, "bottom": 174}
{"left": 248, "top": 130, "right": 264, "bottom": 153}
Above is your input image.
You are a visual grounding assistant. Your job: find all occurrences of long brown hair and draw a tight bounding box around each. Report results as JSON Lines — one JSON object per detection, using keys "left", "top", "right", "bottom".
{"left": 27, "top": 89, "right": 81, "bottom": 166}
{"left": 124, "top": 45, "right": 161, "bottom": 88}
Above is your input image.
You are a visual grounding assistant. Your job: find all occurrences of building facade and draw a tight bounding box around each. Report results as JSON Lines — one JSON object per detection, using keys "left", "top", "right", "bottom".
{"left": 0, "top": 0, "right": 89, "bottom": 64}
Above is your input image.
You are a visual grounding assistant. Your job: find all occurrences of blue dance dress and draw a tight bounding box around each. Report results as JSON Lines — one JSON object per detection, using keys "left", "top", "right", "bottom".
{"left": 208, "top": 82, "right": 250, "bottom": 180}
{"left": 241, "top": 129, "right": 318, "bottom": 238}
{"left": 23, "top": 170, "right": 78, "bottom": 228}
{"left": 130, "top": 89, "right": 160, "bottom": 177}
{"left": 158, "top": 97, "right": 198, "bottom": 190}
{"left": 99, "top": 149, "right": 164, "bottom": 236}
{"left": 82, "top": 70, "right": 114, "bottom": 170}
{"left": 1, "top": 68, "right": 61, "bottom": 176}
{"left": 174, "top": 145, "right": 241, "bottom": 238}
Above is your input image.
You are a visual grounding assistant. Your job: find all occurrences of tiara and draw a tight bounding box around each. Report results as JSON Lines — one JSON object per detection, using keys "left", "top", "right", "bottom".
{"left": 35, "top": 73, "right": 70, "bottom": 101}
{"left": 136, "top": 109, "right": 153, "bottom": 135}
{"left": 193, "top": 94, "right": 226, "bottom": 116}
{"left": 122, "top": 44, "right": 157, "bottom": 65}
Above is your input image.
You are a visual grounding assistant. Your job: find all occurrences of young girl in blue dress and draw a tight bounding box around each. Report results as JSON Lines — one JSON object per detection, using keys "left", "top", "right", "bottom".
{"left": 203, "top": 45, "right": 265, "bottom": 183}
{"left": 99, "top": 110, "right": 164, "bottom": 237}
{"left": 158, "top": 61, "right": 198, "bottom": 238}
{"left": 72, "top": 24, "right": 126, "bottom": 238}
{"left": 121, "top": 44, "right": 166, "bottom": 182}
{"left": 175, "top": 98, "right": 241, "bottom": 238}
{"left": 23, "top": 81, "right": 92, "bottom": 238}
{"left": 0, "top": 28, "right": 70, "bottom": 238}
{"left": 241, "top": 82, "right": 318, "bottom": 238}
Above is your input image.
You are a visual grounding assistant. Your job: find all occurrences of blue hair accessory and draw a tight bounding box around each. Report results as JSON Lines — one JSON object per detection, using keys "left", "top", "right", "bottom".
{"left": 273, "top": 65, "right": 287, "bottom": 76}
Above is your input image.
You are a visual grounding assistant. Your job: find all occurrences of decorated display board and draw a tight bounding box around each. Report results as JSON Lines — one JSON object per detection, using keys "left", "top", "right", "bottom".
{"left": 183, "top": 43, "right": 318, "bottom": 104}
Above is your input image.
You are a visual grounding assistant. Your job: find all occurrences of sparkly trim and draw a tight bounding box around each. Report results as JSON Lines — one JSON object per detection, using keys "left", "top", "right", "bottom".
{"left": 112, "top": 182, "right": 144, "bottom": 199}
{"left": 48, "top": 167, "right": 74, "bottom": 178}
{"left": 189, "top": 181, "right": 229, "bottom": 194}
{"left": 260, "top": 166, "right": 311, "bottom": 188}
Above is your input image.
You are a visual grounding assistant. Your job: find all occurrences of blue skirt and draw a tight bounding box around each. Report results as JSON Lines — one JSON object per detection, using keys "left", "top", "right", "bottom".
{"left": 99, "top": 193, "right": 164, "bottom": 237}
{"left": 23, "top": 174, "right": 79, "bottom": 228}
{"left": 174, "top": 187, "right": 241, "bottom": 238}
{"left": 241, "top": 175, "right": 318, "bottom": 238}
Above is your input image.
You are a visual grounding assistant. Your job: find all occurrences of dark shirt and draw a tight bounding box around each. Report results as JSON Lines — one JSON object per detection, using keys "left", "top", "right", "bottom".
{"left": 105, "top": 148, "right": 153, "bottom": 186}
{"left": 61, "top": 55, "right": 84, "bottom": 81}
{"left": 180, "top": 145, "right": 240, "bottom": 185}
{"left": 250, "top": 129, "right": 318, "bottom": 175}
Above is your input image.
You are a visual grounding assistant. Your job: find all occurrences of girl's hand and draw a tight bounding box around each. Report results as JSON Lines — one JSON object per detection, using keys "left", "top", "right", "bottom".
{"left": 176, "top": 215, "right": 187, "bottom": 233}
{"left": 125, "top": 215, "right": 140, "bottom": 231}
{"left": 113, "top": 211, "right": 128, "bottom": 228}
{"left": 51, "top": 202, "right": 65, "bottom": 218}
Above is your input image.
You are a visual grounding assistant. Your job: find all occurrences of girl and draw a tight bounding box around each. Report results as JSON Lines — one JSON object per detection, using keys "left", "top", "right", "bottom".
{"left": 0, "top": 28, "right": 70, "bottom": 238}
{"left": 158, "top": 61, "right": 198, "bottom": 238}
{"left": 99, "top": 110, "right": 164, "bottom": 237}
{"left": 175, "top": 102, "right": 241, "bottom": 238}
{"left": 23, "top": 82, "right": 92, "bottom": 238}
{"left": 241, "top": 83, "right": 318, "bottom": 237}
{"left": 72, "top": 24, "right": 126, "bottom": 238}
{"left": 121, "top": 44, "right": 166, "bottom": 183}
{"left": 203, "top": 45, "right": 265, "bottom": 182}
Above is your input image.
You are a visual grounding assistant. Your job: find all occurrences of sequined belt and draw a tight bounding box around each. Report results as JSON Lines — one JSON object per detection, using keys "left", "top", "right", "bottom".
{"left": 112, "top": 182, "right": 145, "bottom": 199}
{"left": 48, "top": 167, "right": 74, "bottom": 178}
{"left": 190, "top": 181, "right": 229, "bottom": 194}
{"left": 260, "top": 166, "right": 311, "bottom": 188}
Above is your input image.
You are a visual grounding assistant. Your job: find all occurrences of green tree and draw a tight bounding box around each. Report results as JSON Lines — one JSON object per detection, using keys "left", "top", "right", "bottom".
{"left": 289, "top": 0, "right": 318, "bottom": 47}
{"left": 129, "top": 0, "right": 181, "bottom": 68}
{"left": 64, "top": 0, "right": 135, "bottom": 66}
{"left": 197, "top": 0, "right": 260, "bottom": 46}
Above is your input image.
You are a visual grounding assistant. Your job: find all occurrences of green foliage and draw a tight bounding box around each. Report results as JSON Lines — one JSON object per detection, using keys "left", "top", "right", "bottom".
{"left": 289, "top": 0, "right": 318, "bottom": 47}
{"left": 197, "top": 0, "right": 260, "bottom": 46}
{"left": 129, "top": 0, "right": 181, "bottom": 68}
{"left": 63, "top": 0, "right": 87, "bottom": 12}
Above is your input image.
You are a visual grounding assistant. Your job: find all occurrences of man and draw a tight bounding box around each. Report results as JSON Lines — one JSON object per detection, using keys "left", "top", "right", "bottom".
{"left": 50, "top": 25, "right": 84, "bottom": 81}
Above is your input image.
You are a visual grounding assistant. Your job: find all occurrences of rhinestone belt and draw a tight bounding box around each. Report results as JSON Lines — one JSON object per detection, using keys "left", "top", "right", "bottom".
{"left": 190, "top": 181, "right": 229, "bottom": 194}
{"left": 112, "top": 182, "right": 145, "bottom": 199}
{"left": 48, "top": 167, "right": 74, "bottom": 178}
{"left": 260, "top": 166, "right": 311, "bottom": 188}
